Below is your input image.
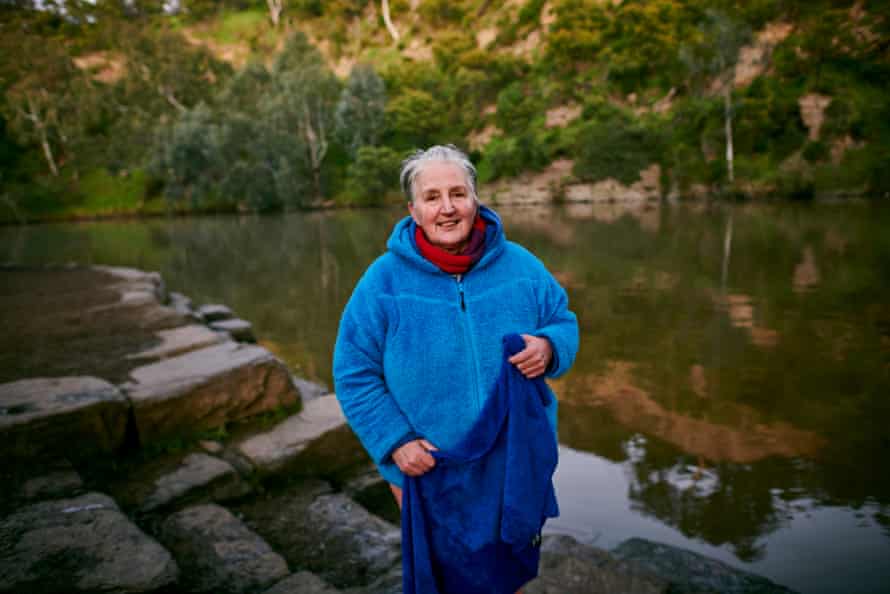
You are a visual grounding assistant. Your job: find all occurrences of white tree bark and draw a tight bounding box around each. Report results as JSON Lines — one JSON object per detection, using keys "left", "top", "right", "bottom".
{"left": 381, "top": 0, "right": 400, "bottom": 43}
{"left": 23, "top": 93, "right": 59, "bottom": 177}
{"left": 266, "top": 0, "right": 284, "bottom": 28}
{"left": 302, "top": 99, "right": 328, "bottom": 201}
{"left": 723, "top": 86, "right": 735, "bottom": 184}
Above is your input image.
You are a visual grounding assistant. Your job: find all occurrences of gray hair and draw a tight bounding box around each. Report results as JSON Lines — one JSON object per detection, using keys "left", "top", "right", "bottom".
{"left": 399, "top": 144, "right": 478, "bottom": 203}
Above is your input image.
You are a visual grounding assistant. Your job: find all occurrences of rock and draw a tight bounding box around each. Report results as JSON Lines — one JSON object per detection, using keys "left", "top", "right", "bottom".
{"left": 263, "top": 571, "right": 341, "bottom": 594}
{"left": 159, "top": 503, "right": 289, "bottom": 594}
{"left": 20, "top": 468, "right": 84, "bottom": 501}
{"left": 123, "top": 341, "right": 300, "bottom": 445}
{"left": 341, "top": 566, "right": 402, "bottom": 594}
{"left": 0, "top": 492, "right": 178, "bottom": 594}
{"left": 200, "top": 439, "right": 224, "bottom": 454}
{"left": 211, "top": 318, "right": 256, "bottom": 343}
{"left": 524, "top": 534, "right": 668, "bottom": 594}
{"left": 612, "top": 538, "right": 797, "bottom": 594}
{"left": 0, "top": 376, "right": 129, "bottom": 459}
{"left": 237, "top": 395, "right": 350, "bottom": 475}
{"left": 343, "top": 466, "right": 400, "bottom": 526}
{"left": 235, "top": 481, "right": 401, "bottom": 589}
{"left": 197, "top": 303, "right": 234, "bottom": 322}
{"left": 292, "top": 375, "right": 330, "bottom": 403}
{"left": 139, "top": 453, "right": 250, "bottom": 513}
{"left": 93, "top": 265, "right": 167, "bottom": 305}
{"left": 168, "top": 291, "right": 195, "bottom": 317}
{"left": 126, "top": 324, "right": 227, "bottom": 360}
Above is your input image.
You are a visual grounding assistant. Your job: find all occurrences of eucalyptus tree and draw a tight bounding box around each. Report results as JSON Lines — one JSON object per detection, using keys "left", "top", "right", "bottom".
{"left": 334, "top": 64, "right": 386, "bottom": 158}
{"left": 267, "top": 32, "right": 341, "bottom": 203}
{"left": 681, "top": 10, "right": 751, "bottom": 184}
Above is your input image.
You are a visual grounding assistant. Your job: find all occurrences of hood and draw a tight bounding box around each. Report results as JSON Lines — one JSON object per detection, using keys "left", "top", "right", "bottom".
{"left": 386, "top": 204, "right": 506, "bottom": 273}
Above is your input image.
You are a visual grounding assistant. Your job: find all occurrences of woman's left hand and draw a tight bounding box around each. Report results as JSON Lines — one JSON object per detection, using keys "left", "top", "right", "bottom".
{"left": 508, "top": 334, "right": 553, "bottom": 379}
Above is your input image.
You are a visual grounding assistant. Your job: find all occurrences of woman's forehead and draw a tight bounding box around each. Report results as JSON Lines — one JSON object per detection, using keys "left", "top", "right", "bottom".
{"left": 417, "top": 162, "right": 469, "bottom": 190}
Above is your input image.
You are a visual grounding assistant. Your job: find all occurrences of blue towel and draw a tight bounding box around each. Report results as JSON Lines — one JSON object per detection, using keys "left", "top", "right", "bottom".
{"left": 401, "top": 333, "right": 560, "bottom": 594}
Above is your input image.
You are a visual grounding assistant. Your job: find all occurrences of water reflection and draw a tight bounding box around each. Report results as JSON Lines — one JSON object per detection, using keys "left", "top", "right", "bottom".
{"left": 2, "top": 201, "right": 890, "bottom": 594}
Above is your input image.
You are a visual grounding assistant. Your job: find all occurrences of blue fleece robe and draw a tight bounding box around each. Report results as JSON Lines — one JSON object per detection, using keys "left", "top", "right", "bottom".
{"left": 402, "top": 333, "right": 560, "bottom": 594}
{"left": 333, "top": 205, "right": 578, "bottom": 488}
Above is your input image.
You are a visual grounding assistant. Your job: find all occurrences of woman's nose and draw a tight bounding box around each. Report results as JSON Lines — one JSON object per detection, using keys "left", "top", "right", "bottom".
{"left": 441, "top": 195, "right": 456, "bottom": 213}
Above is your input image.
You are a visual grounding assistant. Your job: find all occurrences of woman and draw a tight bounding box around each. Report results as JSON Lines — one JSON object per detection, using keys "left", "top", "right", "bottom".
{"left": 333, "top": 144, "right": 578, "bottom": 591}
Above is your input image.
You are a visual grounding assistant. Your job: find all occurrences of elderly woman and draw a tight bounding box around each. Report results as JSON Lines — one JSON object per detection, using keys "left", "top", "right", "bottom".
{"left": 333, "top": 145, "right": 578, "bottom": 592}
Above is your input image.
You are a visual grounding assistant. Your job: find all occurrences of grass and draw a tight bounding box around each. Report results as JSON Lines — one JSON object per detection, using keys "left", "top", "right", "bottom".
{"left": 65, "top": 168, "right": 149, "bottom": 216}
{"left": 213, "top": 9, "right": 269, "bottom": 44}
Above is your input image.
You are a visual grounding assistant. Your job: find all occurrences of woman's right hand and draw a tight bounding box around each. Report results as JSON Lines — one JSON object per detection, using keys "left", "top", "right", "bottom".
{"left": 392, "top": 439, "right": 438, "bottom": 476}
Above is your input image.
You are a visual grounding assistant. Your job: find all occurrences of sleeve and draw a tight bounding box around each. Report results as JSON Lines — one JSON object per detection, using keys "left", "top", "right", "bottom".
{"left": 532, "top": 268, "right": 579, "bottom": 379}
{"left": 333, "top": 266, "right": 415, "bottom": 466}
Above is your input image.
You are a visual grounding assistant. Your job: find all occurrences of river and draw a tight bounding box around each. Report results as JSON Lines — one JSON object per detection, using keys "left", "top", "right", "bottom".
{"left": 2, "top": 200, "right": 889, "bottom": 594}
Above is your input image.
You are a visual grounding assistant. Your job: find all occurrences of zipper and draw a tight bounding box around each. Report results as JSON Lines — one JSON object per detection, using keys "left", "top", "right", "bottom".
{"left": 454, "top": 274, "right": 481, "bottom": 414}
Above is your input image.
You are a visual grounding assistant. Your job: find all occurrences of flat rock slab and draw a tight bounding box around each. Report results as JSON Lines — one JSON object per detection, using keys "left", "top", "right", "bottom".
{"left": 237, "top": 395, "right": 348, "bottom": 474}
{"left": 235, "top": 481, "right": 401, "bottom": 589}
{"left": 0, "top": 376, "right": 129, "bottom": 459}
{"left": 127, "top": 324, "right": 227, "bottom": 361}
{"left": 292, "top": 376, "right": 330, "bottom": 403}
{"left": 0, "top": 492, "right": 178, "bottom": 594}
{"left": 19, "top": 469, "right": 84, "bottom": 501}
{"left": 159, "top": 503, "right": 289, "bottom": 594}
{"left": 211, "top": 318, "right": 256, "bottom": 343}
{"left": 1, "top": 267, "right": 188, "bottom": 385}
{"left": 124, "top": 341, "right": 300, "bottom": 445}
{"left": 612, "top": 538, "right": 797, "bottom": 594}
{"left": 140, "top": 452, "right": 251, "bottom": 513}
{"left": 197, "top": 303, "right": 234, "bottom": 322}
{"left": 525, "top": 535, "right": 668, "bottom": 594}
{"left": 264, "top": 571, "right": 342, "bottom": 594}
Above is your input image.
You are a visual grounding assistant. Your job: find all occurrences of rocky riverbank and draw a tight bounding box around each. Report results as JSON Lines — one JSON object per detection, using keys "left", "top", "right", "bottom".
{"left": 0, "top": 265, "right": 797, "bottom": 594}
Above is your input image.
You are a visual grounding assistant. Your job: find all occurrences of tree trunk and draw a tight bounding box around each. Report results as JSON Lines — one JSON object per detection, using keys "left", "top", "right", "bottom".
{"left": 266, "top": 0, "right": 283, "bottom": 28}
{"left": 159, "top": 86, "right": 187, "bottom": 113}
{"left": 302, "top": 101, "right": 328, "bottom": 202}
{"left": 723, "top": 86, "right": 734, "bottom": 184}
{"left": 381, "top": 0, "right": 399, "bottom": 43}
{"left": 25, "top": 94, "right": 59, "bottom": 177}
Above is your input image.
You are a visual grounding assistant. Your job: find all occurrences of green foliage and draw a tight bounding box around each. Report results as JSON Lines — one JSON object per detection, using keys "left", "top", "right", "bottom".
{"left": 335, "top": 64, "right": 387, "bottom": 157}
{"left": 495, "top": 82, "right": 543, "bottom": 134}
{"left": 341, "top": 145, "right": 402, "bottom": 206}
{"left": 517, "top": 0, "right": 547, "bottom": 28}
{"left": 802, "top": 141, "right": 829, "bottom": 163}
{"left": 72, "top": 168, "right": 148, "bottom": 213}
{"left": 418, "top": 0, "right": 465, "bottom": 26}
{"left": 735, "top": 77, "right": 806, "bottom": 161}
{"left": 573, "top": 114, "right": 664, "bottom": 185}
{"left": 477, "top": 132, "right": 549, "bottom": 182}
{"left": 385, "top": 88, "right": 448, "bottom": 148}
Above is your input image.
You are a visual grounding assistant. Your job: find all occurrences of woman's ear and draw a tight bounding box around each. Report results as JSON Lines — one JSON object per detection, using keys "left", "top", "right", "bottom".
{"left": 408, "top": 201, "right": 421, "bottom": 225}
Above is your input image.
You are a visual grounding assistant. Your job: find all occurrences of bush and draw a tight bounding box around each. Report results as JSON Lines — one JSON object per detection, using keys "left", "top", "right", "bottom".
{"left": 573, "top": 118, "right": 663, "bottom": 185}
{"left": 477, "top": 133, "right": 549, "bottom": 182}
{"left": 802, "top": 141, "right": 829, "bottom": 163}
{"left": 341, "top": 145, "right": 403, "bottom": 206}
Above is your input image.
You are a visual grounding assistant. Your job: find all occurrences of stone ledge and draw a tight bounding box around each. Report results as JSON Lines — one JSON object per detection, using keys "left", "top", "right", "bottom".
{"left": 237, "top": 395, "right": 348, "bottom": 475}
{"left": 122, "top": 341, "right": 300, "bottom": 445}
{"left": 0, "top": 492, "right": 178, "bottom": 594}
{"left": 0, "top": 376, "right": 130, "bottom": 459}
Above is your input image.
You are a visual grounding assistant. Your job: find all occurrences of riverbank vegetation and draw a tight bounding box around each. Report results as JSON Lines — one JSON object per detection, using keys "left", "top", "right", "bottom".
{"left": 1, "top": 0, "right": 888, "bottom": 222}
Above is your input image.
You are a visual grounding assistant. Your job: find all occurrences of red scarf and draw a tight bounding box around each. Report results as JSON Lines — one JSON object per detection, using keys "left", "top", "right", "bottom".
{"left": 415, "top": 215, "right": 487, "bottom": 274}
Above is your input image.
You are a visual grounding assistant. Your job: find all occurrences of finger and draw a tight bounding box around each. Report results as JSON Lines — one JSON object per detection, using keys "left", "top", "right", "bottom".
{"left": 419, "top": 439, "right": 438, "bottom": 451}
{"left": 509, "top": 348, "right": 536, "bottom": 365}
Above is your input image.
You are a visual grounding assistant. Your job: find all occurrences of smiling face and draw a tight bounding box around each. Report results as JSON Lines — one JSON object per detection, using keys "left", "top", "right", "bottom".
{"left": 408, "top": 161, "right": 478, "bottom": 254}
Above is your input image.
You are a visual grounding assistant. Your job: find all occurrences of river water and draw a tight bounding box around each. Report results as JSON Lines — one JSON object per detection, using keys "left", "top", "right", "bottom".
{"left": 2, "top": 201, "right": 889, "bottom": 594}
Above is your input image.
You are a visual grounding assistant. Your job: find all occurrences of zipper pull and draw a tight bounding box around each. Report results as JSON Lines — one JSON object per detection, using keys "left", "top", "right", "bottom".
{"left": 459, "top": 287, "right": 466, "bottom": 311}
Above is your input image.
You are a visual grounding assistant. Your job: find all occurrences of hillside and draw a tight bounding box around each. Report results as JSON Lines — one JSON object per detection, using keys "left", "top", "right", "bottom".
{"left": 1, "top": 0, "right": 888, "bottom": 220}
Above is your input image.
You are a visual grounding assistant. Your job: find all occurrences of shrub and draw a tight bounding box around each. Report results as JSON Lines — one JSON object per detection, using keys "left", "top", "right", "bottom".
{"left": 341, "top": 145, "right": 403, "bottom": 206}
